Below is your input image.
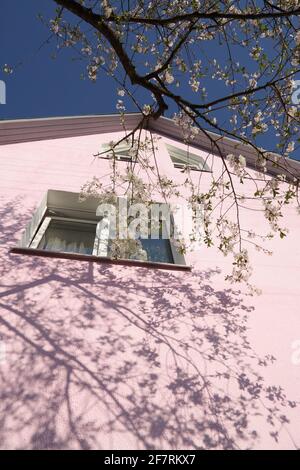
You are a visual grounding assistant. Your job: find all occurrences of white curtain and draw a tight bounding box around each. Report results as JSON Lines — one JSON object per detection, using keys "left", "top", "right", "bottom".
{"left": 40, "top": 222, "right": 95, "bottom": 255}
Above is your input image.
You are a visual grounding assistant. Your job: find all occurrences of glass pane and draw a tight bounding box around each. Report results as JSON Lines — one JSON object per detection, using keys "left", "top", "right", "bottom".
{"left": 102, "top": 143, "right": 134, "bottom": 161}
{"left": 38, "top": 219, "right": 96, "bottom": 255}
{"left": 166, "top": 143, "right": 210, "bottom": 171}
{"left": 139, "top": 238, "right": 174, "bottom": 264}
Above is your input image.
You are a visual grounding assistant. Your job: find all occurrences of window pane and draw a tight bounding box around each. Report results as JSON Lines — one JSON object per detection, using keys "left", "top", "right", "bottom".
{"left": 139, "top": 238, "right": 174, "bottom": 264}
{"left": 166, "top": 143, "right": 210, "bottom": 171}
{"left": 38, "top": 219, "right": 96, "bottom": 255}
{"left": 102, "top": 143, "right": 135, "bottom": 161}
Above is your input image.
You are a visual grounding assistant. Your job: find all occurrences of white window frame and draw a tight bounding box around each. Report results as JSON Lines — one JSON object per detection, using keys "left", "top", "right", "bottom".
{"left": 101, "top": 142, "right": 137, "bottom": 162}
{"left": 166, "top": 143, "right": 211, "bottom": 172}
{"left": 20, "top": 190, "right": 188, "bottom": 268}
{"left": 29, "top": 216, "right": 101, "bottom": 256}
{"left": 169, "top": 213, "right": 186, "bottom": 266}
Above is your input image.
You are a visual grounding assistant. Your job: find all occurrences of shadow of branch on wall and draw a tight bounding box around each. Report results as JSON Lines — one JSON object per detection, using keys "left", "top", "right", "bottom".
{"left": 0, "top": 198, "right": 298, "bottom": 449}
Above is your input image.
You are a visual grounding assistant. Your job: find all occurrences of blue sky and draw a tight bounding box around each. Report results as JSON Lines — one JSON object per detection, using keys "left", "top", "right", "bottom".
{"left": 0, "top": 0, "right": 122, "bottom": 120}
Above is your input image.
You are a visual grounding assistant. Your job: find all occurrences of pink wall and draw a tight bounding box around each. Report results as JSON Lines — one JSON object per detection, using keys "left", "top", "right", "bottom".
{"left": 0, "top": 130, "right": 300, "bottom": 450}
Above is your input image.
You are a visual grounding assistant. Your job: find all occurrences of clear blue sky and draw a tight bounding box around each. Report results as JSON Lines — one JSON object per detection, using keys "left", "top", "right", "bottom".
{"left": 0, "top": 0, "right": 125, "bottom": 120}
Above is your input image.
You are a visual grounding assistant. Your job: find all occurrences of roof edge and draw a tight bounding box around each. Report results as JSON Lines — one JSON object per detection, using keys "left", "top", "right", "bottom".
{"left": 0, "top": 112, "right": 299, "bottom": 178}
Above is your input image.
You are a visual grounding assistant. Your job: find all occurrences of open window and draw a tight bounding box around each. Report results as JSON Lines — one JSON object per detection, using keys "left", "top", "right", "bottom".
{"left": 14, "top": 190, "right": 189, "bottom": 270}
{"left": 166, "top": 143, "right": 210, "bottom": 172}
{"left": 100, "top": 142, "right": 137, "bottom": 162}
{"left": 31, "top": 218, "right": 97, "bottom": 255}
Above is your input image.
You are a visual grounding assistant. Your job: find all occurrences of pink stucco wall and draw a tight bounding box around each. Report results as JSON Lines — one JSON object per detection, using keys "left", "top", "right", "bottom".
{"left": 0, "top": 129, "right": 300, "bottom": 450}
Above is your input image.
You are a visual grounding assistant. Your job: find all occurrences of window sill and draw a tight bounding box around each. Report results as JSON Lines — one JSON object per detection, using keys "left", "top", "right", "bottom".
{"left": 10, "top": 247, "right": 192, "bottom": 272}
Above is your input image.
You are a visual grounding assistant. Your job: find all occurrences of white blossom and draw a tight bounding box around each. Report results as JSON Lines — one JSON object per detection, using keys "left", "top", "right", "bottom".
{"left": 142, "top": 104, "right": 151, "bottom": 115}
{"left": 165, "top": 71, "right": 175, "bottom": 84}
{"left": 3, "top": 64, "right": 13, "bottom": 74}
{"left": 227, "top": 154, "right": 246, "bottom": 177}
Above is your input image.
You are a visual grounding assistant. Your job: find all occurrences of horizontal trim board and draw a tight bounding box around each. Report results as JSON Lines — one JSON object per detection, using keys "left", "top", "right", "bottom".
{"left": 0, "top": 113, "right": 141, "bottom": 127}
{"left": 0, "top": 117, "right": 140, "bottom": 134}
{"left": 0, "top": 114, "right": 142, "bottom": 145}
{"left": 10, "top": 247, "right": 192, "bottom": 271}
